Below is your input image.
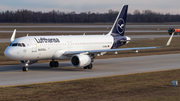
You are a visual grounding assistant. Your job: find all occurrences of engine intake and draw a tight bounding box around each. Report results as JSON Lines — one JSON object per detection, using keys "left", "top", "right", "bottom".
{"left": 71, "top": 54, "right": 91, "bottom": 67}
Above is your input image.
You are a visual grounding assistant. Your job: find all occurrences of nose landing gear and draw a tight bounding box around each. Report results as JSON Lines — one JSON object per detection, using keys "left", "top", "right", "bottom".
{"left": 22, "top": 66, "right": 28, "bottom": 71}
{"left": 22, "top": 61, "right": 29, "bottom": 72}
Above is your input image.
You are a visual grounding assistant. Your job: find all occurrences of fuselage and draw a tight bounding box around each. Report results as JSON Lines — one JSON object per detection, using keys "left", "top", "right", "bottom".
{"left": 4, "top": 35, "right": 129, "bottom": 61}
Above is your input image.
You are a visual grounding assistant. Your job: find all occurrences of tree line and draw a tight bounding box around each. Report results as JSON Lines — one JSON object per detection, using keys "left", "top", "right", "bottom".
{"left": 0, "top": 9, "right": 179, "bottom": 23}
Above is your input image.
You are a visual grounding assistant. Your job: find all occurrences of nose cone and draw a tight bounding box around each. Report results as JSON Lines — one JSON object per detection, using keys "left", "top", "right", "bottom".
{"left": 4, "top": 47, "right": 15, "bottom": 60}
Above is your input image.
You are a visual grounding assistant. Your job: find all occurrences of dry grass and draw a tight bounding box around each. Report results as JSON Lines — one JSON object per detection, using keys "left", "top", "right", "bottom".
{"left": 1, "top": 69, "right": 180, "bottom": 101}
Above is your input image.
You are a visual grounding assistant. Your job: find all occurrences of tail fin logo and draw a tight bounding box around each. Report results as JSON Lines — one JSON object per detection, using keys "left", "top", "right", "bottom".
{"left": 116, "top": 18, "right": 125, "bottom": 35}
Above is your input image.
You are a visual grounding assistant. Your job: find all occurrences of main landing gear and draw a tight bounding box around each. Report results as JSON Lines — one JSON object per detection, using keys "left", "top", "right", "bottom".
{"left": 49, "top": 60, "right": 59, "bottom": 67}
{"left": 83, "top": 58, "right": 94, "bottom": 69}
{"left": 83, "top": 63, "right": 93, "bottom": 69}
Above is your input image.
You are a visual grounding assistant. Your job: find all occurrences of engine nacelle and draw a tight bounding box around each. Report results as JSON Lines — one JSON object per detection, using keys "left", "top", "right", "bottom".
{"left": 71, "top": 54, "right": 91, "bottom": 68}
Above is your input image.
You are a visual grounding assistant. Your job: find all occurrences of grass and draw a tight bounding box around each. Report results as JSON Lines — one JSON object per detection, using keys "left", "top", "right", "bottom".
{"left": 1, "top": 69, "right": 180, "bottom": 101}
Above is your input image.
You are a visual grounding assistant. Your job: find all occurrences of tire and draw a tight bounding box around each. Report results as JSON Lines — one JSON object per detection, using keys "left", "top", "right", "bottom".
{"left": 22, "top": 67, "right": 28, "bottom": 71}
{"left": 83, "top": 66, "right": 88, "bottom": 69}
{"left": 50, "top": 61, "right": 54, "bottom": 67}
{"left": 88, "top": 64, "right": 93, "bottom": 69}
{"left": 54, "top": 61, "right": 59, "bottom": 67}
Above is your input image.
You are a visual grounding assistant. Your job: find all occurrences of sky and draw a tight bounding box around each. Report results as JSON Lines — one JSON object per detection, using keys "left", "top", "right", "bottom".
{"left": 0, "top": 0, "right": 180, "bottom": 14}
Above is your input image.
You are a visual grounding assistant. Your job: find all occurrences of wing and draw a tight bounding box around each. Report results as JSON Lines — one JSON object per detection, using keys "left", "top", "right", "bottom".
{"left": 64, "top": 32, "right": 174, "bottom": 56}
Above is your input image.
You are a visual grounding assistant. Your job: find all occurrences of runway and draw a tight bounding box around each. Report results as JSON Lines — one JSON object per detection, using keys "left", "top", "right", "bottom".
{"left": 0, "top": 54, "right": 180, "bottom": 87}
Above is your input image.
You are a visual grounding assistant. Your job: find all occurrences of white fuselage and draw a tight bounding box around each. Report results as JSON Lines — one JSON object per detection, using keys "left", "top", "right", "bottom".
{"left": 4, "top": 35, "right": 115, "bottom": 61}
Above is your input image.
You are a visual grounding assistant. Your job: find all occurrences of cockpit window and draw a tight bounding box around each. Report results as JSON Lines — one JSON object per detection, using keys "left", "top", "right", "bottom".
{"left": 12, "top": 43, "right": 18, "bottom": 46}
{"left": 9, "top": 43, "right": 26, "bottom": 47}
{"left": 22, "top": 43, "right": 25, "bottom": 47}
{"left": 18, "top": 43, "right": 21, "bottom": 47}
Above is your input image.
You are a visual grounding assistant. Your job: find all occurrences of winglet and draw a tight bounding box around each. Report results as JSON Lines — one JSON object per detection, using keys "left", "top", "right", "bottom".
{"left": 165, "top": 32, "right": 174, "bottom": 47}
{"left": 10, "top": 29, "right": 16, "bottom": 42}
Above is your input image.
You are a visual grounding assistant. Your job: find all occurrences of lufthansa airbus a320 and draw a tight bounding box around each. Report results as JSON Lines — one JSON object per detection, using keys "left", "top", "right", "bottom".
{"left": 4, "top": 5, "right": 174, "bottom": 71}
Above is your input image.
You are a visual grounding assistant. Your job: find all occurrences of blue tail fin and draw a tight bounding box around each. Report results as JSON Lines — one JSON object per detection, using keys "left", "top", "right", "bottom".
{"left": 107, "top": 5, "right": 128, "bottom": 36}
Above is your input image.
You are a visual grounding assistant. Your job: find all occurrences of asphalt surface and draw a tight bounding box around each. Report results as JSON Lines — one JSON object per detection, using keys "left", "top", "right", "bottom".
{"left": 0, "top": 54, "right": 180, "bottom": 87}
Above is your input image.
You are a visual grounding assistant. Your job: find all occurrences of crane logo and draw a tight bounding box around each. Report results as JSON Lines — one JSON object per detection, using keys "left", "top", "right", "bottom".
{"left": 116, "top": 18, "right": 125, "bottom": 35}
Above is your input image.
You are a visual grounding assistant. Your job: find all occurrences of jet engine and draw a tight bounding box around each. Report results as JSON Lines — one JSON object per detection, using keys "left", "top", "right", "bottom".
{"left": 71, "top": 54, "right": 91, "bottom": 68}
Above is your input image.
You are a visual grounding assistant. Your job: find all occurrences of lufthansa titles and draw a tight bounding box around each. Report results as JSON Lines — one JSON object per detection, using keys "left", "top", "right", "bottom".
{"left": 34, "top": 38, "right": 60, "bottom": 43}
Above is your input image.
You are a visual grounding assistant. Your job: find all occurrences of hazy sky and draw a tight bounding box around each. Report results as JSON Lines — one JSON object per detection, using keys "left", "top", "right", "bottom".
{"left": 0, "top": 0, "right": 179, "bottom": 14}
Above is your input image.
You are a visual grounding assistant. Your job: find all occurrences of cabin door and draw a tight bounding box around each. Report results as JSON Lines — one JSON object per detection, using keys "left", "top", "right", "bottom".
{"left": 30, "top": 39, "right": 37, "bottom": 52}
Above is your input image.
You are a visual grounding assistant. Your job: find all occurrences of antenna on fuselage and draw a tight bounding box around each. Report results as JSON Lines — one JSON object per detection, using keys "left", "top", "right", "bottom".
{"left": 10, "top": 29, "right": 16, "bottom": 42}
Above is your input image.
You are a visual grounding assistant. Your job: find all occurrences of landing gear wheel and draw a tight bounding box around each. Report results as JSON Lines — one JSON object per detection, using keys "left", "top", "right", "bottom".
{"left": 50, "top": 61, "right": 54, "bottom": 67}
{"left": 83, "top": 66, "right": 88, "bottom": 69}
{"left": 22, "top": 67, "right": 28, "bottom": 71}
{"left": 54, "top": 61, "right": 59, "bottom": 67}
{"left": 87, "top": 64, "right": 93, "bottom": 69}
{"left": 49, "top": 60, "right": 59, "bottom": 67}
{"left": 83, "top": 64, "right": 93, "bottom": 69}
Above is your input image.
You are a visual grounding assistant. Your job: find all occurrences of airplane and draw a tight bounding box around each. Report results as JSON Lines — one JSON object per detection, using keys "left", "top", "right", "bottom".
{"left": 4, "top": 5, "right": 174, "bottom": 71}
